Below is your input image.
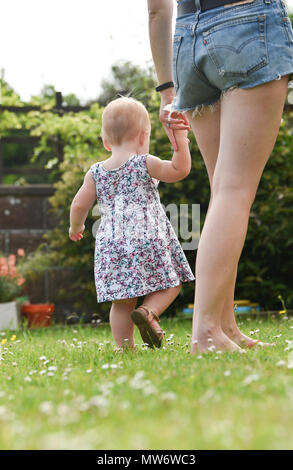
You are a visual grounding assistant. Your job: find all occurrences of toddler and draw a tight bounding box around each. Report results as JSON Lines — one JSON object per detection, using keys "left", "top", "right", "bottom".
{"left": 69, "top": 97, "right": 194, "bottom": 349}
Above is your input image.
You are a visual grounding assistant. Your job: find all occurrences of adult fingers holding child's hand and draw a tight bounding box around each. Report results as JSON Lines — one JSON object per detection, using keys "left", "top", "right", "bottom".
{"left": 159, "top": 97, "right": 190, "bottom": 151}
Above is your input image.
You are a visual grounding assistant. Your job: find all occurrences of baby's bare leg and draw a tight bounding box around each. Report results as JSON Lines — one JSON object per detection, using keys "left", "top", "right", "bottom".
{"left": 131, "top": 284, "right": 182, "bottom": 348}
{"left": 142, "top": 284, "right": 182, "bottom": 317}
{"left": 110, "top": 297, "right": 137, "bottom": 349}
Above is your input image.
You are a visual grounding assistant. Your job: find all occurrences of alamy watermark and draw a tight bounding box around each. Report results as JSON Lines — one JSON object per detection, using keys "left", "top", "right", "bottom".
{"left": 91, "top": 197, "right": 200, "bottom": 250}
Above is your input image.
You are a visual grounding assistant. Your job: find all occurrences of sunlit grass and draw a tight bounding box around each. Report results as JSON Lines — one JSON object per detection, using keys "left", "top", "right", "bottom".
{"left": 0, "top": 316, "right": 293, "bottom": 450}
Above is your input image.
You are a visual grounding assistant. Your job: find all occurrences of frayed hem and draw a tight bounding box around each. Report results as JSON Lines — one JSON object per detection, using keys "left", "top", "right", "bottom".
{"left": 164, "top": 72, "right": 293, "bottom": 120}
{"left": 164, "top": 86, "right": 241, "bottom": 119}
{"left": 164, "top": 101, "right": 220, "bottom": 119}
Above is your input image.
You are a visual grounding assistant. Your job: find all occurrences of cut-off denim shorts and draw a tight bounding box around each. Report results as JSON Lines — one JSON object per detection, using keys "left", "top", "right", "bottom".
{"left": 171, "top": 0, "right": 293, "bottom": 116}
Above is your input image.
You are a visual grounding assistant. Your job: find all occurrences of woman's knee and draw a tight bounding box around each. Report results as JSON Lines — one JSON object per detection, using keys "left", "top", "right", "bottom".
{"left": 211, "top": 181, "right": 256, "bottom": 210}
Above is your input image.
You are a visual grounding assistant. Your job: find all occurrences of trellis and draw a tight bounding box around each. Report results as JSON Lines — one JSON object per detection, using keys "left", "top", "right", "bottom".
{"left": 0, "top": 91, "right": 90, "bottom": 183}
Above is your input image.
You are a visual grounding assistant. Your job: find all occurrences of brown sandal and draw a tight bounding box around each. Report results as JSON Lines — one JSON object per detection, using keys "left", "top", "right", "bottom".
{"left": 131, "top": 305, "right": 164, "bottom": 349}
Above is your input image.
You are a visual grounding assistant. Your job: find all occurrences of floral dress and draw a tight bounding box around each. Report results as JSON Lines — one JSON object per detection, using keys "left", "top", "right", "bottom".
{"left": 90, "top": 154, "right": 195, "bottom": 303}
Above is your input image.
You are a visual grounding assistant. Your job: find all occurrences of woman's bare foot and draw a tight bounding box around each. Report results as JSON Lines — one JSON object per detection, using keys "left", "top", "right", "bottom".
{"left": 191, "top": 328, "right": 244, "bottom": 354}
{"left": 222, "top": 323, "right": 275, "bottom": 348}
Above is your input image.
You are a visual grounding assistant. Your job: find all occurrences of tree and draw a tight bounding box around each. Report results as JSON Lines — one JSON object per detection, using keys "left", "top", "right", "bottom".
{"left": 96, "top": 61, "right": 156, "bottom": 107}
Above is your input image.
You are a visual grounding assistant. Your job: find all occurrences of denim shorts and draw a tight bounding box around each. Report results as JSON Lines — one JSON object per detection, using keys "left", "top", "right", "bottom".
{"left": 171, "top": 0, "right": 293, "bottom": 115}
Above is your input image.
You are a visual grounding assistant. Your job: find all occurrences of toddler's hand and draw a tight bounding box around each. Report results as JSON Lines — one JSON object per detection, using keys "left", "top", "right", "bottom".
{"left": 69, "top": 225, "right": 85, "bottom": 242}
{"left": 174, "top": 128, "right": 190, "bottom": 145}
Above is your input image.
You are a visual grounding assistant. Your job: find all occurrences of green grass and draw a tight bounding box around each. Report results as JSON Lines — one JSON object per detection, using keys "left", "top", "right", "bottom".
{"left": 0, "top": 316, "right": 293, "bottom": 450}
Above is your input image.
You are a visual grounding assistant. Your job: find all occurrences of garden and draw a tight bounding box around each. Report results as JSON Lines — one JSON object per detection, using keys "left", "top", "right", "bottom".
{"left": 0, "top": 62, "right": 293, "bottom": 450}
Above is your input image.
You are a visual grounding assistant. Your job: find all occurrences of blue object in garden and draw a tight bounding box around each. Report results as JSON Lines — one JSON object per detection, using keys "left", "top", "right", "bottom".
{"left": 182, "top": 308, "right": 193, "bottom": 315}
{"left": 234, "top": 306, "right": 252, "bottom": 314}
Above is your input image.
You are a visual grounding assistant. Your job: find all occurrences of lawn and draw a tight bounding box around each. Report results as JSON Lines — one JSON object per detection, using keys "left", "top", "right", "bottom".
{"left": 0, "top": 315, "right": 293, "bottom": 450}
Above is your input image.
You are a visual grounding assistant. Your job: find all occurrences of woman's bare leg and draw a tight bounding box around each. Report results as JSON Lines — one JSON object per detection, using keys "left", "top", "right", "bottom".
{"left": 110, "top": 297, "right": 138, "bottom": 349}
{"left": 188, "top": 102, "right": 268, "bottom": 348}
{"left": 220, "top": 265, "right": 261, "bottom": 347}
{"left": 187, "top": 105, "right": 241, "bottom": 352}
{"left": 190, "top": 76, "right": 289, "bottom": 352}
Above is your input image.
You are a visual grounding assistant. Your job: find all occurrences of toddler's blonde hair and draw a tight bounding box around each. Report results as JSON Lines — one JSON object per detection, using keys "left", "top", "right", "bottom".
{"left": 101, "top": 96, "right": 150, "bottom": 146}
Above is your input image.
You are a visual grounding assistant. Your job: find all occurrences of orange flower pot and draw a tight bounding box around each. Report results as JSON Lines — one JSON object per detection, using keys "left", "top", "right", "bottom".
{"left": 21, "top": 304, "right": 55, "bottom": 328}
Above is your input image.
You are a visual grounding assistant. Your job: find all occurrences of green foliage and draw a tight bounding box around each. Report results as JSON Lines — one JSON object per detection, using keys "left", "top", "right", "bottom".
{"left": 97, "top": 61, "right": 156, "bottom": 107}
{"left": 1, "top": 63, "right": 292, "bottom": 313}
{"left": 18, "top": 246, "right": 53, "bottom": 281}
{"left": 0, "top": 253, "right": 24, "bottom": 302}
{"left": 0, "top": 276, "right": 22, "bottom": 303}
{"left": 0, "top": 71, "right": 23, "bottom": 106}
{"left": 33, "top": 105, "right": 106, "bottom": 311}
{"left": 0, "top": 78, "right": 81, "bottom": 184}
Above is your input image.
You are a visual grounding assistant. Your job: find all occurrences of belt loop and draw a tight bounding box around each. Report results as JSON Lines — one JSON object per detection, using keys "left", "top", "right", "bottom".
{"left": 195, "top": 0, "right": 201, "bottom": 10}
{"left": 194, "top": 0, "right": 201, "bottom": 24}
{"left": 264, "top": 0, "right": 271, "bottom": 5}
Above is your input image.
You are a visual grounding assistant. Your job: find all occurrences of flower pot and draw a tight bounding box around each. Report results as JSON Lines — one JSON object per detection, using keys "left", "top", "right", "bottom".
{"left": 21, "top": 304, "right": 55, "bottom": 328}
{"left": 0, "top": 301, "right": 21, "bottom": 330}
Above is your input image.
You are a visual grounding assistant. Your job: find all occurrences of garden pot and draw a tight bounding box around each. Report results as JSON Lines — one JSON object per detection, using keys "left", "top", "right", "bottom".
{"left": 0, "top": 301, "right": 21, "bottom": 330}
{"left": 21, "top": 304, "right": 55, "bottom": 328}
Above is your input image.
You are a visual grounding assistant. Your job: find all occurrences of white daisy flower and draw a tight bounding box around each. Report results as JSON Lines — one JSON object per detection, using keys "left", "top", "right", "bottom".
{"left": 242, "top": 373, "right": 260, "bottom": 386}
{"left": 39, "top": 401, "right": 53, "bottom": 415}
{"left": 276, "top": 360, "right": 286, "bottom": 367}
{"left": 161, "top": 392, "right": 177, "bottom": 401}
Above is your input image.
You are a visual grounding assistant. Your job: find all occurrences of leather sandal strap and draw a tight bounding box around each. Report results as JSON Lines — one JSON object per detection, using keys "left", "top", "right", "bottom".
{"left": 139, "top": 305, "right": 160, "bottom": 322}
{"left": 135, "top": 305, "right": 164, "bottom": 337}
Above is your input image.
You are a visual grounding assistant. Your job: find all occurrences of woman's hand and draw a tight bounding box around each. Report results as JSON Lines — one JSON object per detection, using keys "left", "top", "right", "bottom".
{"left": 159, "top": 88, "right": 190, "bottom": 151}
{"left": 69, "top": 225, "right": 85, "bottom": 242}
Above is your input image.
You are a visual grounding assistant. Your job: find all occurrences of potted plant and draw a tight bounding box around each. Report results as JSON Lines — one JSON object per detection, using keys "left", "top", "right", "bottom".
{"left": 0, "top": 250, "right": 25, "bottom": 330}
{"left": 18, "top": 247, "right": 55, "bottom": 328}
{"left": 21, "top": 303, "right": 55, "bottom": 328}
{"left": 0, "top": 248, "right": 55, "bottom": 329}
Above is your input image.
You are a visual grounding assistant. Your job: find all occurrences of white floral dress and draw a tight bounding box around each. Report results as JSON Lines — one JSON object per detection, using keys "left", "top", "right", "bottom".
{"left": 90, "top": 154, "right": 194, "bottom": 303}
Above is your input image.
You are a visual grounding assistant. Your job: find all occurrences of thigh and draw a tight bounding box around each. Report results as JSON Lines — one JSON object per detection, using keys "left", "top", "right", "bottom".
{"left": 213, "top": 76, "right": 289, "bottom": 202}
{"left": 186, "top": 104, "right": 221, "bottom": 186}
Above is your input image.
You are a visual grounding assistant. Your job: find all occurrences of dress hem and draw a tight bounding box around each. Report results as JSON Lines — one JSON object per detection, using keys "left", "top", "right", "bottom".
{"left": 96, "top": 276, "right": 195, "bottom": 304}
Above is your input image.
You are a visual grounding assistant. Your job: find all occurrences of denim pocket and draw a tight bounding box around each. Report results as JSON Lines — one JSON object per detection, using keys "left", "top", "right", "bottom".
{"left": 172, "top": 36, "right": 183, "bottom": 91}
{"left": 203, "top": 14, "right": 268, "bottom": 77}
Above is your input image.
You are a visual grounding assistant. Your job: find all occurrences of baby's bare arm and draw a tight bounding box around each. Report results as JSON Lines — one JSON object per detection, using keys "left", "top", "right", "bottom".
{"left": 146, "top": 130, "right": 191, "bottom": 182}
{"left": 69, "top": 170, "right": 97, "bottom": 236}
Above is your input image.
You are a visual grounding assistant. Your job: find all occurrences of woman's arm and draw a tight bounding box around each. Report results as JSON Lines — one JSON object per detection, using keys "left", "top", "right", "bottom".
{"left": 148, "top": 0, "right": 190, "bottom": 150}
{"left": 69, "top": 170, "right": 97, "bottom": 242}
{"left": 148, "top": 0, "right": 174, "bottom": 86}
{"left": 146, "top": 129, "right": 191, "bottom": 183}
